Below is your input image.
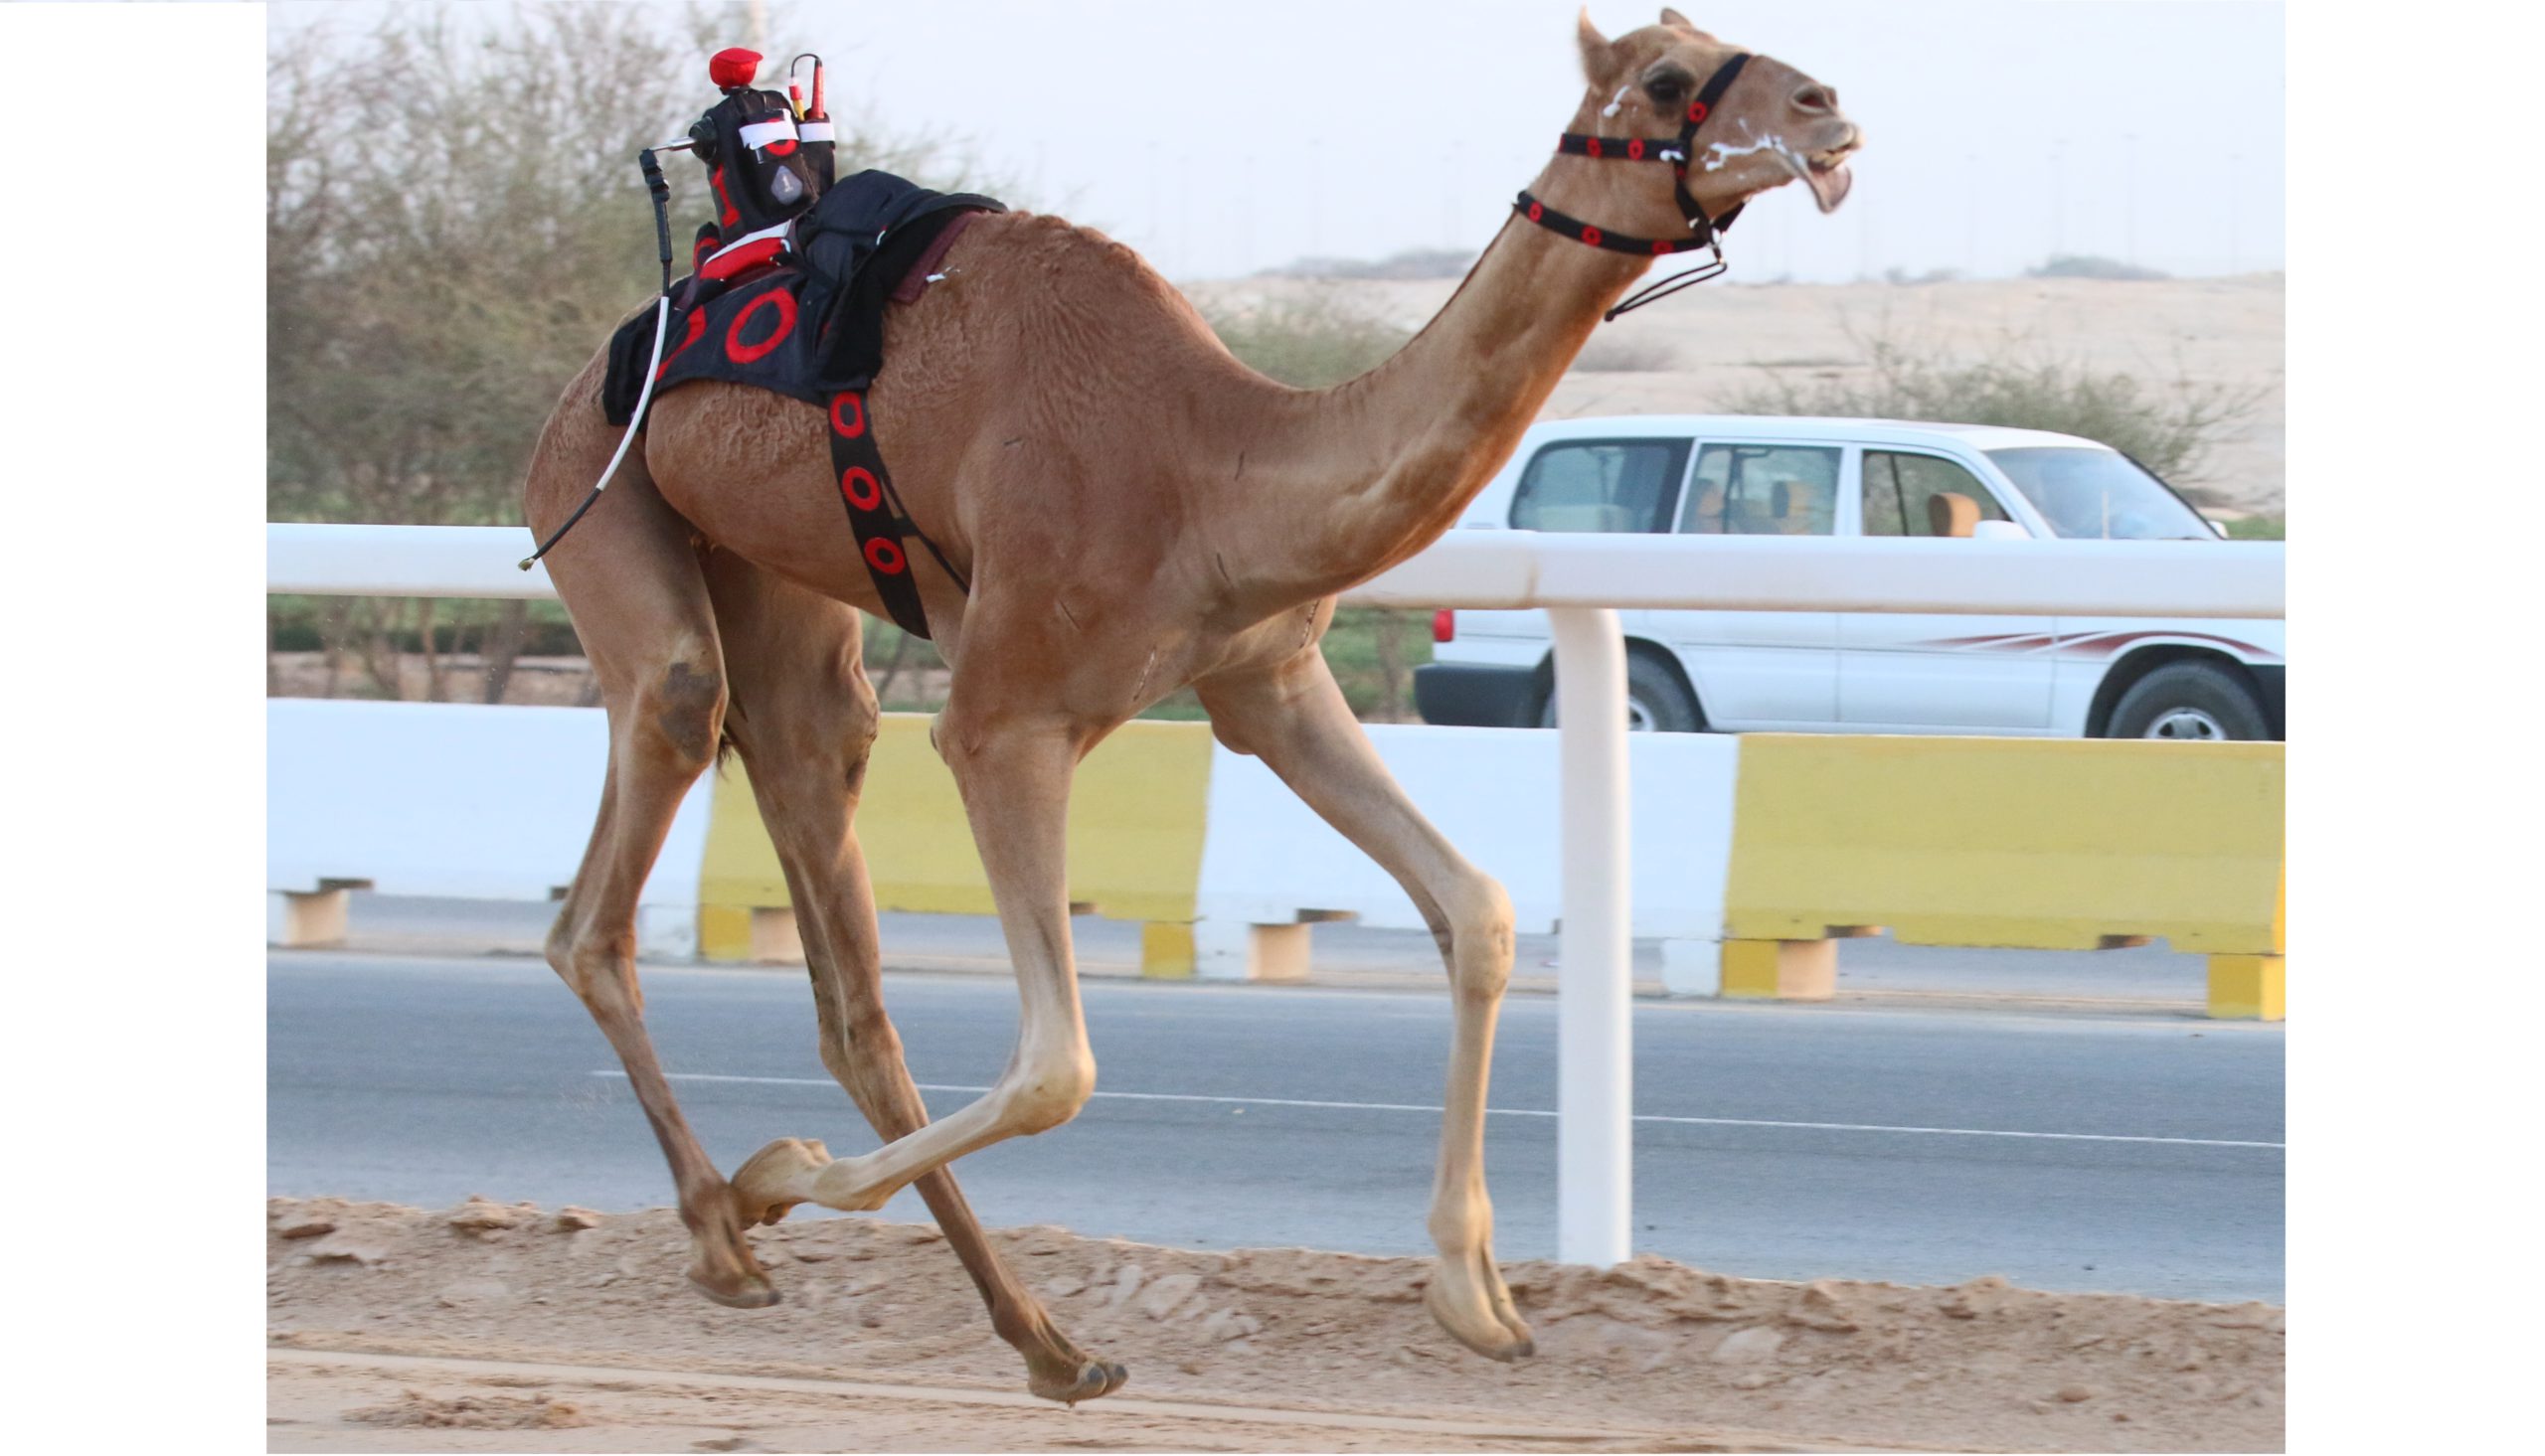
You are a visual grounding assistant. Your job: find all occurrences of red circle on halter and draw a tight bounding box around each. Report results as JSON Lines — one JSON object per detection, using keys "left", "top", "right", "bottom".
{"left": 829, "top": 393, "right": 867, "bottom": 437}
{"left": 1581, "top": 226, "right": 1604, "bottom": 247}
{"left": 839, "top": 466, "right": 883, "bottom": 512}
{"left": 1527, "top": 202, "right": 1545, "bottom": 222}
{"left": 1627, "top": 138, "right": 1646, "bottom": 160}
{"left": 864, "top": 538, "right": 908, "bottom": 574}
{"left": 1587, "top": 137, "right": 1605, "bottom": 158}
{"left": 1686, "top": 100, "right": 1710, "bottom": 123}
{"left": 724, "top": 288, "right": 796, "bottom": 365}
{"left": 1651, "top": 240, "right": 1673, "bottom": 255}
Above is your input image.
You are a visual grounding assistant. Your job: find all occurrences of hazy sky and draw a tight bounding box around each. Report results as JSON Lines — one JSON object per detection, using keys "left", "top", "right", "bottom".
{"left": 272, "top": 0, "right": 2284, "bottom": 283}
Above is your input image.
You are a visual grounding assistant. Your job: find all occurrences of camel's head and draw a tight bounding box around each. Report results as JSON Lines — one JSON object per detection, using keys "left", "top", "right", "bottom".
{"left": 1567, "top": 8, "right": 1861, "bottom": 224}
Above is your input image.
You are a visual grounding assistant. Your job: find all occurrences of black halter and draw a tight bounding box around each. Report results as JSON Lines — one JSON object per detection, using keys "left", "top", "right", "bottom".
{"left": 1515, "top": 52, "right": 1754, "bottom": 319}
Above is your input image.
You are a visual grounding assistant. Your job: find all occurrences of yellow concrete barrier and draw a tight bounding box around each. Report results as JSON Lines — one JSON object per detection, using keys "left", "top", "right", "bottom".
{"left": 1722, "top": 735, "right": 2284, "bottom": 1019}
{"left": 698, "top": 714, "right": 1214, "bottom": 966}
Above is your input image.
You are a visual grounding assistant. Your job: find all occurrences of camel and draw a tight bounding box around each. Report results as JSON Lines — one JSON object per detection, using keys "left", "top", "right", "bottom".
{"left": 520, "top": 7, "right": 1857, "bottom": 1404}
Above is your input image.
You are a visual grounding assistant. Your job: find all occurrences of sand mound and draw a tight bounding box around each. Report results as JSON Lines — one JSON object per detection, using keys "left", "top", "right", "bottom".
{"left": 267, "top": 1196, "right": 2282, "bottom": 1452}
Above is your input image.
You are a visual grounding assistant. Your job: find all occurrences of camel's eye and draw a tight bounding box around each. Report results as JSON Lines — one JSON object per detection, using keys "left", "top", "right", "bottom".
{"left": 1643, "top": 68, "right": 1693, "bottom": 108}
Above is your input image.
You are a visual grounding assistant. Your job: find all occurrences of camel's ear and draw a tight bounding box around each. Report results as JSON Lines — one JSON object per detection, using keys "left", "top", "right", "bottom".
{"left": 1659, "top": 6, "right": 1695, "bottom": 27}
{"left": 1577, "top": 8, "right": 1623, "bottom": 86}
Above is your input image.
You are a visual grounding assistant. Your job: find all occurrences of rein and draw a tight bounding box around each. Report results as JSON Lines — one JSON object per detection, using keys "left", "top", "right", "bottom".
{"left": 1514, "top": 52, "right": 1753, "bottom": 320}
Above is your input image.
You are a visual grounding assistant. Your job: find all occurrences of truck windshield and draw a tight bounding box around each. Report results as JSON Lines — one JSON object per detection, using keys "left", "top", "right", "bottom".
{"left": 1984, "top": 447, "right": 2213, "bottom": 540}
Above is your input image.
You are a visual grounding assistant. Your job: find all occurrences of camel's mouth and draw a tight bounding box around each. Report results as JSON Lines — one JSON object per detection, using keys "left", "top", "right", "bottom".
{"left": 1795, "top": 147, "right": 1854, "bottom": 214}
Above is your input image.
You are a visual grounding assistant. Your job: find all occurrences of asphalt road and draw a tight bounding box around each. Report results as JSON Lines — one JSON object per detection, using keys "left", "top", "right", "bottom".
{"left": 338, "top": 891, "right": 2222, "bottom": 1003}
{"left": 269, "top": 952, "right": 2284, "bottom": 1303}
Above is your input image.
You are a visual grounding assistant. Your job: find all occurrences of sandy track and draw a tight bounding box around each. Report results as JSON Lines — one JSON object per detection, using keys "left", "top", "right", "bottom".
{"left": 268, "top": 1197, "right": 2282, "bottom": 1453}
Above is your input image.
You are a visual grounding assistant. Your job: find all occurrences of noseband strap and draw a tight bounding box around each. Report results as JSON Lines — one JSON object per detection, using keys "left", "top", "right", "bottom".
{"left": 1515, "top": 51, "right": 1755, "bottom": 318}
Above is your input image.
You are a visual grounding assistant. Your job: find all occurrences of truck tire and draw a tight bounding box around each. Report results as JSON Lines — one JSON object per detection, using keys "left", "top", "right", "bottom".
{"left": 2107, "top": 661, "right": 2271, "bottom": 740}
{"left": 1539, "top": 653, "right": 1703, "bottom": 732}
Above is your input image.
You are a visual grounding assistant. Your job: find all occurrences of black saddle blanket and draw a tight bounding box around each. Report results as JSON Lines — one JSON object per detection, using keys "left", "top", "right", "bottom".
{"left": 601, "top": 169, "right": 1002, "bottom": 425}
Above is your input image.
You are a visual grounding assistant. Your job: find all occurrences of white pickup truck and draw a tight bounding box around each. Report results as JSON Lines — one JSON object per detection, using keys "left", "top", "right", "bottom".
{"left": 1414, "top": 415, "right": 2285, "bottom": 739}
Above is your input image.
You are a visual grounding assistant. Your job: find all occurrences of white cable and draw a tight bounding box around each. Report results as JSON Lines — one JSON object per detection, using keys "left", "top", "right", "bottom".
{"left": 590, "top": 294, "right": 672, "bottom": 500}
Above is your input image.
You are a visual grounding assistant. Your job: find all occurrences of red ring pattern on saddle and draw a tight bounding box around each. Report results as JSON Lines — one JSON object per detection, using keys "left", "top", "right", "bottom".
{"left": 722, "top": 288, "right": 796, "bottom": 364}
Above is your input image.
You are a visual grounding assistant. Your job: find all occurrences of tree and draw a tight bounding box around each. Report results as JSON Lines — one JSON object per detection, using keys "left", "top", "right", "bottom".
{"left": 267, "top": 2, "right": 997, "bottom": 699}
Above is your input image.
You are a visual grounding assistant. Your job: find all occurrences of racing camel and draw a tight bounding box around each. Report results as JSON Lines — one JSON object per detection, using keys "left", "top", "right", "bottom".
{"left": 521, "top": 8, "right": 1859, "bottom": 1403}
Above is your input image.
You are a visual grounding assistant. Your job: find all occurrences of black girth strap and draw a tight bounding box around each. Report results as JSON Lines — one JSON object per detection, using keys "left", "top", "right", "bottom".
{"left": 802, "top": 184, "right": 1000, "bottom": 640}
{"left": 824, "top": 389, "right": 941, "bottom": 639}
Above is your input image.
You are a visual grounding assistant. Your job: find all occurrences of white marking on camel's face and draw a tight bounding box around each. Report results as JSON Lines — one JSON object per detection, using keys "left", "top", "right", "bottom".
{"left": 1602, "top": 83, "right": 1633, "bottom": 118}
{"left": 1700, "top": 123, "right": 1805, "bottom": 174}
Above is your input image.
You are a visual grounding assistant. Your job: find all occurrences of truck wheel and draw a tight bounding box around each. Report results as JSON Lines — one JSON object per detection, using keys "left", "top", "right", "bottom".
{"left": 1539, "top": 654, "right": 1703, "bottom": 732}
{"left": 2108, "top": 661, "right": 2271, "bottom": 740}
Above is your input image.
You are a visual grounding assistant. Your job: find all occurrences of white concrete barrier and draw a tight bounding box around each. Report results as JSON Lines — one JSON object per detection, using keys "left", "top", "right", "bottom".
{"left": 1194, "top": 726, "right": 1737, "bottom": 991}
{"left": 265, "top": 700, "right": 710, "bottom": 958}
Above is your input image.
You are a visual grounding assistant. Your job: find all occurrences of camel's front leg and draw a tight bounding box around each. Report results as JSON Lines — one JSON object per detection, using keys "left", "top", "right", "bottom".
{"left": 1196, "top": 649, "right": 1534, "bottom": 1361}
{"left": 731, "top": 712, "right": 1097, "bottom": 1218}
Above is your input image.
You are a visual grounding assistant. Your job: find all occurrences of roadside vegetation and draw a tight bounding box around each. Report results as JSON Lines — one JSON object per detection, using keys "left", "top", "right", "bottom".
{"left": 1724, "top": 318, "right": 2267, "bottom": 500}
{"left": 1197, "top": 290, "right": 1412, "bottom": 389}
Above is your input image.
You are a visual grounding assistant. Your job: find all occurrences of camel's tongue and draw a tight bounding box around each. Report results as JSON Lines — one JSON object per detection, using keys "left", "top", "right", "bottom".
{"left": 1803, "top": 160, "right": 1853, "bottom": 214}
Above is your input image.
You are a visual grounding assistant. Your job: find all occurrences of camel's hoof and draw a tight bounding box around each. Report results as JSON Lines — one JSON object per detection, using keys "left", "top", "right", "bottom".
{"left": 1030, "top": 1359, "right": 1130, "bottom": 1406}
{"left": 1425, "top": 1279, "right": 1535, "bottom": 1362}
{"left": 687, "top": 1267, "right": 781, "bottom": 1310}
{"left": 731, "top": 1137, "right": 829, "bottom": 1226}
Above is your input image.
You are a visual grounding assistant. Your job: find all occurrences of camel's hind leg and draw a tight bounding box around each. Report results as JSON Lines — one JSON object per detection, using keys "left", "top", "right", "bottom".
{"left": 526, "top": 375, "right": 773, "bottom": 1309}
{"left": 1196, "top": 646, "right": 1534, "bottom": 1362}
{"left": 701, "top": 554, "right": 1128, "bottom": 1404}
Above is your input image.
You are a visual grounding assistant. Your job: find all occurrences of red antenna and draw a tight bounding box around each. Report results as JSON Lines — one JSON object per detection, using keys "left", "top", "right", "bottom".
{"left": 788, "top": 52, "right": 827, "bottom": 119}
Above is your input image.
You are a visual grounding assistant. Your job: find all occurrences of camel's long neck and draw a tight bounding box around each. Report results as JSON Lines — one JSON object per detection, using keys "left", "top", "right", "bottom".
{"left": 1234, "top": 158, "right": 1653, "bottom": 600}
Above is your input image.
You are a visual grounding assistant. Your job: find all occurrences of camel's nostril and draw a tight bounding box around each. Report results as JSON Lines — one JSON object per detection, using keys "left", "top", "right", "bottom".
{"left": 1794, "top": 83, "right": 1835, "bottom": 113}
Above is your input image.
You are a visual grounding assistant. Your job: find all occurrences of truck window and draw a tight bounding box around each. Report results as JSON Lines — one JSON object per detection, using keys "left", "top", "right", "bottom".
{"left": 1862, "top": 451, "right": 2010, "bottom": 536}
{"left": 1983, "top": 446, "right": 2213, "bottom": 540}
{"left": 1508, "top": 438, "right": 1691, "bottom": 533}
{"left": 1679, "top": 444, "right": 1840, "bottom": 535}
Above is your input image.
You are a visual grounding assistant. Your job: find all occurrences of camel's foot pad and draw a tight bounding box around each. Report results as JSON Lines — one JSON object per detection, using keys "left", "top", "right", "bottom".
{"left": 731, "top": 1137, "right": 831, "bottom": 1227}
{"left": 1030, "top": 1357, "right": 1131, "bottom": 1406}
{"left": 1425, "top": 1254, "right": 1535, "bottom": 1362}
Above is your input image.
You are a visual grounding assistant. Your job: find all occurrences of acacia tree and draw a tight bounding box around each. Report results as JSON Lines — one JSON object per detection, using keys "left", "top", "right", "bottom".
{"left": 268, "top": 1, "right": 990, "bottom": 700}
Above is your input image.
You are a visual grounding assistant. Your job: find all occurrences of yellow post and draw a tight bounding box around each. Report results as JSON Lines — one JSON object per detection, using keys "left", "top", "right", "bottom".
{"left": 1141, "top": 922, "right": 1197, "bottom": 979}
{"left": 698, "top": 903, "right": 754, "bottom": 963}
{"left": 1720, "top": 938, "right": 1837, "bottom": 1001}
{"left": 2207, "top": 953, "right": 2285, "bottom": 1021}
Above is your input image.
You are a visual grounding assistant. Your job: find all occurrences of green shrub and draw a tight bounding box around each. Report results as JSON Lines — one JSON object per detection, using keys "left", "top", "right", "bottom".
{"left": 1725, "top": 320, "right": 2263, "bottom": 490}
{"left": 1200, "top": 291, "right": 1412, "bottom": 389}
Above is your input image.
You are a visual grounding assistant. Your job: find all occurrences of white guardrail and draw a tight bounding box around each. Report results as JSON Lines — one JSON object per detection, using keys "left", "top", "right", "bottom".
{"left": 267, "top": 522, "right": 2284, "bottom": 1267}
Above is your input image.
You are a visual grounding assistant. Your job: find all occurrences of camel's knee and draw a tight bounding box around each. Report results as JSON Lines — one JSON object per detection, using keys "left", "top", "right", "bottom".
{"left": 635, "top": 655, "right": 727, "bottom": 775}
{"left": 816, "top": 1003, "right": 904, "bottom": 1091}
{"left": 545, "top": 924, "right": 640, "bottom": 1010}
{"left": 1442, "top": 874, "right": 1516, "bottom": 1002}
{"left": 998, "top": 1047, "right": 1097, "bottom": 1135}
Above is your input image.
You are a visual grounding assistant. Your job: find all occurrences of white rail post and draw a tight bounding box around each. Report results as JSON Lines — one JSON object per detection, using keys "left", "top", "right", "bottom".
{"left": 1547, "top": 606, "right": 1632, "bottom": 1268}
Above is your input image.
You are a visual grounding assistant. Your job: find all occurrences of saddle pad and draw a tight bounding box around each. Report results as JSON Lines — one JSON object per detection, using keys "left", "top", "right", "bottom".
{"left": 601, "top": 169, "right": 1002, "bottom": 425}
